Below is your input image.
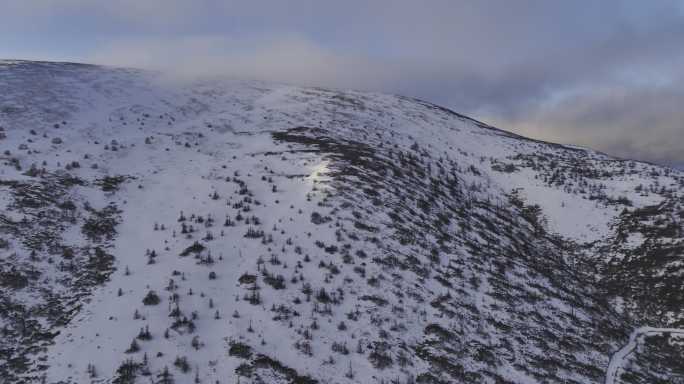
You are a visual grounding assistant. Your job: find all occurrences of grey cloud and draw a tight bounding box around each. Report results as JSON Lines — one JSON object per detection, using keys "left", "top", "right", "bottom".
{"left": 496, "top": 83, "right": 684, "bottom": 165}
{"left": 87, "top": 35, "right": 401, "bottom": 89}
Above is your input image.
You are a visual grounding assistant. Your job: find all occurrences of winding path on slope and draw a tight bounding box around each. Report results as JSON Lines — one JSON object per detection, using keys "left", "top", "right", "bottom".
{"left": 605, "top": 327, "right": 684, "bottom": 384}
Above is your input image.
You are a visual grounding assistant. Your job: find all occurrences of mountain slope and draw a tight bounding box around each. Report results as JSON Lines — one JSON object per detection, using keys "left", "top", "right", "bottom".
{"left": 1, "top": 60, "right": 683, "bottom": 384}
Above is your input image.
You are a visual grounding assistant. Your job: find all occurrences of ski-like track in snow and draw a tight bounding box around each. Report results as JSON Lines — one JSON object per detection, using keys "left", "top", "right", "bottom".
{"left": 605, "top": 327, "right": 684, "bottom": 384}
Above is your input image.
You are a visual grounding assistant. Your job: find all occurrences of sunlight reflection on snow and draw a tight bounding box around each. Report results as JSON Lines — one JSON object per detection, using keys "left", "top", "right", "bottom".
{"left": 308, "top": 160, "right": 329, "bottom": 184}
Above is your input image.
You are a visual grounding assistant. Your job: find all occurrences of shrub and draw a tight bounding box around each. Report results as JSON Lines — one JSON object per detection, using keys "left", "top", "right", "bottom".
{"left": 173, "top": 356, "right": 190, "bottom": 373}
{"left": 142, "top": 290, "right": 161, "bottom": 305}
{"left": 179, "top": 241, "right": 205, "bottom": 256}
{"left": 229, "top": 341, "right": 253, "bottom": 359}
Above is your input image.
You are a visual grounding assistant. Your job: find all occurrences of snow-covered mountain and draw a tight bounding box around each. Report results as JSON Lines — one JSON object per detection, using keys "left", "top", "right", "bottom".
{"left": 1, "top": 60, "right": 683, "bottom": 384}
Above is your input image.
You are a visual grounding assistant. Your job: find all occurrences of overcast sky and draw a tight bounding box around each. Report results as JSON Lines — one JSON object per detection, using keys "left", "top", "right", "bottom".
{"left": 2, "top": 1, "right": 683, "bottom": 167}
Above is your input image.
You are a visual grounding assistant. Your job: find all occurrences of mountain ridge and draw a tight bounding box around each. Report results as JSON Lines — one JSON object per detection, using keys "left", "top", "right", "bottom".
{"left": 0, "top": 58, "right": 671, "bottom": 167}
